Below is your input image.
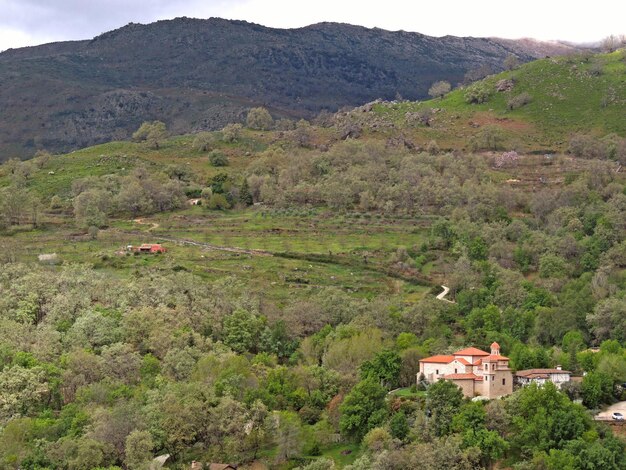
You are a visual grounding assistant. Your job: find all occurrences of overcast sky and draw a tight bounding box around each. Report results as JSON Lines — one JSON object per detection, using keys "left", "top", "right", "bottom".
{"left": 1, "top": 0, "right": 625, "bottom": 52}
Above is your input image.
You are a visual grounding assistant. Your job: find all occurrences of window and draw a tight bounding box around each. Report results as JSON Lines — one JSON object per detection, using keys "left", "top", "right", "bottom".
{"left": 455, "top": 368, "right": 458, "bottom": 373}
{"left": 484, "top": 364, "right": 488, "bottom": 371}
{"left": 492, "top": 363, "right": 496, "bottom": 370}
{"left": 502, "top": 378, "right": 506, "bottom": 385}
{"left": 436, "top": 369, "right": 439, "bottom": 375}
{"left": 492, "top": 376, "right": 495, "bottom": 381}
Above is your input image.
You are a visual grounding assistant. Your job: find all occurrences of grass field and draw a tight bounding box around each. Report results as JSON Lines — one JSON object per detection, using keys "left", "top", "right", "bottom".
{"left": 1, "top": 206, "right": 436, "bottom": 305}
{"left": 371, "top": 51, "right": 626, "bottom": 152}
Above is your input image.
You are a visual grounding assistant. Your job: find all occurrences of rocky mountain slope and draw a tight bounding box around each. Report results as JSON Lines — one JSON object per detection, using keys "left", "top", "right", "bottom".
{"left": 0, "top": 17, "right": 580, "bottom": 158}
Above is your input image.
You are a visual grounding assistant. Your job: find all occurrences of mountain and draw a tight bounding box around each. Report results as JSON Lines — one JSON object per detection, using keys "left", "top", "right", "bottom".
{"left": 0, "top": 17, "right": 581, "bottom": 159}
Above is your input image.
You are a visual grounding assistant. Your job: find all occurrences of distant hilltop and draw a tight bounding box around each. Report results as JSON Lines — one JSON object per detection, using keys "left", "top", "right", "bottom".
{"left": 0, "top": 17, "right": 583, "bottom": 158}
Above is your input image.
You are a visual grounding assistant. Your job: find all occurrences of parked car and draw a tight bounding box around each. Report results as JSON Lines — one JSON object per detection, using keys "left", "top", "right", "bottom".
{"left": 612, "top": 412, "right": 624, "bottom": 421}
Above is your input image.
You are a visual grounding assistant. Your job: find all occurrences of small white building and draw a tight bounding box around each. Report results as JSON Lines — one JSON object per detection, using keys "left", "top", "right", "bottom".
{"left": 514, "top": 366, "right": 572, "bottom": 388}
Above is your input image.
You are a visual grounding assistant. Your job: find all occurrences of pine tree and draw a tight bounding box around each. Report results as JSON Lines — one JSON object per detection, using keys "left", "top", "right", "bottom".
{"left": 239, "top": 178, "right": 253, "bottom": 206}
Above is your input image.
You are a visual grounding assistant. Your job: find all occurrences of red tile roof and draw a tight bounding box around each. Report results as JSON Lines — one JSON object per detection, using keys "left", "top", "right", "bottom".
{"left": 456, "top": 358, "right": 471, "bottom": 365}
{"left": 444, "top": 373, "right": 483, "bottom": 381}
{"left": 483, "top": 355, "right": 509, "bottom": 361}
{"left": 454, "top": 347, "right": 490, "bottom": 356}
{"left": 419, "top": 355, "right": 454, "bottom": 364}
{"left": 515, "top": 368, "right": 571, "bottom": 377}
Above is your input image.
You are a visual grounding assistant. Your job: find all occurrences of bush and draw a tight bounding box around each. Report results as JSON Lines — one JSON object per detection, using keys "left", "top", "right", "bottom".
{"left": 470, "top": 126, "right": 506, "bottom": 151}
{"left": 221, "top": 123, "right": 242, "bottom": 143}
{"left": 464, "top": 82, "right": 491, "bottom": 104}
{"left": 192, "top": 132, "right": 215, "bottom": 152}
{"left": 207, "top": 193, "right": 231, "bottom": 210}
{"left": 246, "top": 107, "right": 274, "bottom": 130}
{"left": 209, "top": 150, "right": 229, "bottom": 167}
{"left": 507, "top": 92, "right": 532, "bottom": 110}
{"left": 428, "top": 81, "right": 451, "bottom": 99}
{"left": 132, "top": 121, "right": 167, "bottom": 149}
{"left": 426, "top": 140, "right": 440, "bottom": 155}
{"left": 568, "top": 134, "right": 611, "bottom": 159}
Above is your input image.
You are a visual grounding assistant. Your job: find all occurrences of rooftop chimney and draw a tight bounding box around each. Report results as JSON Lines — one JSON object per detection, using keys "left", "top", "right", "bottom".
{"left": 556, "top": 365, "right": 562, "bottom": 370}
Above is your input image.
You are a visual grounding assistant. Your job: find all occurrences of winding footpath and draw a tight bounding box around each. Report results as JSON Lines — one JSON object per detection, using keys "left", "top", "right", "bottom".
{"left": 436, "top": 285, "right": 455, "bottom": 303}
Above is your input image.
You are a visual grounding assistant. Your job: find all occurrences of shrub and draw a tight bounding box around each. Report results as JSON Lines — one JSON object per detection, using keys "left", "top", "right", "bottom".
{"left": 494, "top": 151, "right": 520, "bottom": 168}
{"left": 132, "top": 121, "right": 167, "bottom": 149}
{"left": 209, "top": 150, "right": 229, "bottom": 167}
{"left": 568, "top": 134, "right": 610, "bottom": 159}
{"left": 428, "top": 81, "right": 451, "bottom": 99}
{"left": 507, "top": 92, "right": 532, "bottom": 110}
{"left": 221, "top": 123, "right": 242, "bottom": 143}
{"left": 470, "top": 126, "right": 506, "bottom": 151}
{"left": 207, "top": 193, "right": 231, "bottom": 210}
{"left": 464, "top": 82, "right": 491, "bottom": 104}
{"left": 496, "top": 79, "right": 515, "bottom": 92}
{"left": 246, "top": 107, "right": 274, "bottom": 130}
{"left": 426, "top": 140, "right": 440, "bottom": 155}
{"left": 192, "top": 132, "right": 215, "bottom": 151}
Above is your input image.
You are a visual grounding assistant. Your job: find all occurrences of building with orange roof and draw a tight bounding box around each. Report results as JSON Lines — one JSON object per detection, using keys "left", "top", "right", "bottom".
{"left": 418, "top": 342, "right": 513, "bottom": 399}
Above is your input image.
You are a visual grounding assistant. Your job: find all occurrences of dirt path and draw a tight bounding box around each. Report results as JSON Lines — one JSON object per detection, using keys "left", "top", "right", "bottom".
{"left": 155, "top": 234, "right": 273, "bottom": 257}
{"left": 436, "top": 285, "right": 455, "bottom": 303}
{"left": 114, "top": 225, "right": 273, "bottom": 257}
{"left": 595, "top": 401, "right": 626, "bottom": 421}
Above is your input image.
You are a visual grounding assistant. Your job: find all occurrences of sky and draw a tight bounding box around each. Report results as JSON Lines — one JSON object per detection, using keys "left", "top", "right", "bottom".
{"left": 1, "top": 0, "right": 625, "bottom": 52}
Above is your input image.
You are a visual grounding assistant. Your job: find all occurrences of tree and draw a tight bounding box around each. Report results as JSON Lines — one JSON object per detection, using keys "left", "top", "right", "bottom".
{"left": 207, "top": 193, "right": 231, "bottom": 210}
{"left": 0, "top": 366, "right": 49, "bottom": 425}
{"left": 581, "top": 371, "right": 613, "bottom": 408}
{"left": 239, "top": 179, "right": 253, "bottom": 206}
{"left": 246, "top": 107, "right": 274, "bottom": 130}
{"left": 508, "top": 382, "right": 589, "bottom": 454}
{"left": 426, "top": 379, "right": 464, "bottom": 437}
{"left": 503, "top": 54, "right": 520, "bottom": 70}
{"left": 470, "top": 125, "right": 505, "bottom": 151}
{"left": 222, "top": 309, "right": 264, "bottom": 353}
{"left": 453, "top": 402, "right": 508, "bottom": 467}
{"left": 222, "top": 123, "right": 243, "bottom": 142}
{"left": 339, "top": 378, "right": 387, "bottom": 438}
{"left": 363, "top": 426, "right": 393, "bottom": 451}
{"left": 73, "top": 189, "right": 110, "bottom": 228}
{"left": 116, "top": 180, "right": 152, "bottom": 217}
{"left": 587, "top": 297, "right": 626, "bottom": 343}
{"left": 359, "top": 349, "right": 401, "bottom": 389}
{"left": 428, "top": 81, "right": 451, "bottom": 99}
{"left": 125, "top": 430, "right": 154, "bottom": 470}
{"left": 389, "top": 412, "right": 410, "bottom": 440}
{"left": 274, "top": 411, "right": 303, "bottom": 462}
{"left": 601, "top": 34, "right": 620, "bottom": 52}
{"left": 192, "top": 131, "right": 215, "bottom": 152}
{"left": 243, "top": 400, "right": 270, "bottom": 460}
{"left": 0, "top": 187, "right": 40, "bottom": 228}
{"left": 132, "top": 121, "right": 168, "bottom": 149}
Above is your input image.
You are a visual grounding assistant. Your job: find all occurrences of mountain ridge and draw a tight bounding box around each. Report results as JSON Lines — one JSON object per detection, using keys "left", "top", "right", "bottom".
{"left": 0, "top": 17, "right": 582, "bottom": 159}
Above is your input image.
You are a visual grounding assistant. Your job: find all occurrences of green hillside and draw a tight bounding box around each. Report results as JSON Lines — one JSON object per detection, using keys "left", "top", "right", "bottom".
{"left": 0, "top": 51, "right": 625, "bottom": 470}
{"left": 371, "top": 50, "right": 626, "bottom": 152}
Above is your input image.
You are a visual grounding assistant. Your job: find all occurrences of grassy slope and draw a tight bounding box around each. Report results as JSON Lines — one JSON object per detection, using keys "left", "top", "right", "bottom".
{"left": 2, "top": 50, "right": 625, "bottom": 308}
{"left": 372, "top": 51, "right": 626, "bottom": 152}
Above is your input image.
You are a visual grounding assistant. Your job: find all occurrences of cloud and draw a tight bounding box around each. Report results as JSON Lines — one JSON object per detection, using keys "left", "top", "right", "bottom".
{"left": 0, "top": 0, "right": 242, "bottom": 50}
{"left": 0, "top": 0, "right": 625, "bottom": 51}
{"left": 222, "top": 0, "right": 626, "bottom": 42}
